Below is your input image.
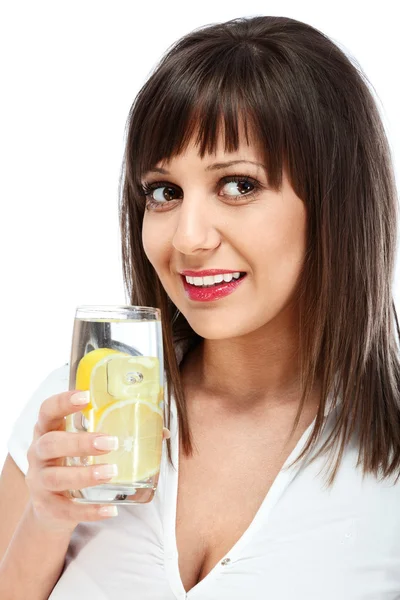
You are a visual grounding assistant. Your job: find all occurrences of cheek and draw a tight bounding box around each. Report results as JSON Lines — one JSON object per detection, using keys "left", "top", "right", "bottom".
{"left": 142, "top": 217, "right": 170, "bottom": 271}
{"left": 141, "top": 222, "right": 153, "bottom": 264}
{"left": 142, "top": 216, "right": 160, "bottom": 265}
{"left": 255, "top": 204, "right": 307, "bottom": 297}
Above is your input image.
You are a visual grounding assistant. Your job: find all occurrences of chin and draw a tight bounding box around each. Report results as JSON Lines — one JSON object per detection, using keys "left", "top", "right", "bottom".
{"left": 179, "top": 310, "right": 258, "bottom": 341}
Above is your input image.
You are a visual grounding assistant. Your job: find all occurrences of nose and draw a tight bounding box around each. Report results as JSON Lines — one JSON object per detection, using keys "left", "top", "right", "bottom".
{"left": 172, "top": 193, "right": 221, "bottom": 255}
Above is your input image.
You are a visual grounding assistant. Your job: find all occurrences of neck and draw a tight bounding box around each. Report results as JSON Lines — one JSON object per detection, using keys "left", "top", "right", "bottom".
{"left": 180, "top": 320, "right": 320, "bottom": 415}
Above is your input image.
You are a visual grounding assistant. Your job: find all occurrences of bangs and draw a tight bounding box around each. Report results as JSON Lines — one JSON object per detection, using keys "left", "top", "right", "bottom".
{"left": 127, "top": 42, "right": 288, "bottom": 192}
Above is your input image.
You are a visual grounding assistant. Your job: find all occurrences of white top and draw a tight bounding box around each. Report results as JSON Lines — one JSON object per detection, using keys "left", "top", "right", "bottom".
{"left": 7, "top": 345, "right": 400, "bottom": 599}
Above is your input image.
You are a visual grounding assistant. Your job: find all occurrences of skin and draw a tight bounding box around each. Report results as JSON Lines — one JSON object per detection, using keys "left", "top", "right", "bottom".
{"left": 141, "top": 127, "right": 317, "bottom": 415}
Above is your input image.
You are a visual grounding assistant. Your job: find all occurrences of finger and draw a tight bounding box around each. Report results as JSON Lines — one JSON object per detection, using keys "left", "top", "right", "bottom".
{"left": 163, "top": 427, "right": 171, "bottom": 440}
{"left": 35, "top": 431, "right": 119, "bottom": 462}
{"left": 36, "top": 390, "right": 90, "bottom": 435}
{"left": 39, "top": 463, "right": 119, "bottom": 492}
{"left": 38, "top": 493, "right": 119, "bottom": 522}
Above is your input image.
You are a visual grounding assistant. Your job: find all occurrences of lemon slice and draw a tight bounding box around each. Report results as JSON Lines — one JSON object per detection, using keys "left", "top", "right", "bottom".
{"left": 75, "top": 348, "right": 130, "bottom": 417}
{"left": 94, "top": 399, "right": 163, "bottom": 483}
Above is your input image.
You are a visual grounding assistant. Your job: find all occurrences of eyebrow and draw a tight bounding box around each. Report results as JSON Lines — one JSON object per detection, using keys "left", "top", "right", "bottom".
{"left": 143, "top": 160, "right": 267, "bottom": 176}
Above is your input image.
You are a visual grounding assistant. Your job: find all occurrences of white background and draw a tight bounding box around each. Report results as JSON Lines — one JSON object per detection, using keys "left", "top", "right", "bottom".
{"left": 0, "top": 1, "right": 399, "bottom": 468}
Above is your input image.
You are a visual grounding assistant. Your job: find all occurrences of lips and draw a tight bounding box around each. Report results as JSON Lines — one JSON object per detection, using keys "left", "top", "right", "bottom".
{"left": 181, "top": 273, "right": 247, "bottom": 302}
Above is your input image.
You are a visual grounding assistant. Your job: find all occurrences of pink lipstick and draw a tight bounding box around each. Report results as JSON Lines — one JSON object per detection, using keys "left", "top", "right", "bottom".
{"left": 180, "top": 271, "right": 247, "bottom": 302}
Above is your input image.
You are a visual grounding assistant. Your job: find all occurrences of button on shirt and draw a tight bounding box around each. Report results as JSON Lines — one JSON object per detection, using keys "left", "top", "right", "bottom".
{"left": 6, "top": 352, "right": 400, "bottom": 599}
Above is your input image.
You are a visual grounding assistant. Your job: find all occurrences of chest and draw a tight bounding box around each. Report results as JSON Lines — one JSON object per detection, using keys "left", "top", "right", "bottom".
{"left": 175, "top": 412, "right": 311, "bottom": 593}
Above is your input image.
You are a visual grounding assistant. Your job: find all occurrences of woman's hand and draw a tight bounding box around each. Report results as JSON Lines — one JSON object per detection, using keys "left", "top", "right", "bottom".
{"left": 25, "top": 390, "right": 170, "bottom": 535}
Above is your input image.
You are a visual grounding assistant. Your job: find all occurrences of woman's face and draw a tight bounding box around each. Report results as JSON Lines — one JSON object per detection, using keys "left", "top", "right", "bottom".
{"left": 141, "top": 131, "right": 307, "bottom": 341}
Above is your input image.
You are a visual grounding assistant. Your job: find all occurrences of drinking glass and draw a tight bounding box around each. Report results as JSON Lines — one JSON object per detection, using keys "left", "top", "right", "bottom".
{"left": 65, "top": 305, "right": 164, "bottom": 505}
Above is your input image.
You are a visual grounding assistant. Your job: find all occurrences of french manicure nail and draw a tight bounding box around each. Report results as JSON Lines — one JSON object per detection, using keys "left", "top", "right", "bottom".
{"left": 93, "top": 436, "right": 119, "bottom": 451}
{"left": 71, "top": 391, "right": 90, "bottom": 405}
{"left": 99, "top": 506, "right": 118, "bottom": 517}
{"left": 94, "top": 464, "right": 118, "bottom": 480}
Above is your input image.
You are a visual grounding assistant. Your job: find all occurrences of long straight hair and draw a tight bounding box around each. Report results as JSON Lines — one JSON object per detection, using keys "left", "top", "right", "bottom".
{"left": 119, "top": 15, "right": 400, "bottom": 485}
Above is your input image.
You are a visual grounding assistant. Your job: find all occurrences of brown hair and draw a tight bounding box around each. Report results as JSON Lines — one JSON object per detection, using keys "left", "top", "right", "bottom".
{"left": 119, "top": 15, "right": 400, "bottom": 485}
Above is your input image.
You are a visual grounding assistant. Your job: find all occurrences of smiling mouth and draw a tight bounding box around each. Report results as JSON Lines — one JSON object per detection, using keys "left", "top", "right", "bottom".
{"left": 180, "top": 273, "right": 248, "bottom": 304}
{"left": 185, "top": 275, "right": 246, "bottom": 288}
{"left": 181, "top": 272, "right": 247, "bottom": 288}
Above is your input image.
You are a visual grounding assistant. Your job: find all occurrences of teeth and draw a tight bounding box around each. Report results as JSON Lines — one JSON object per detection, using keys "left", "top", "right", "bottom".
{"left": 184, "top": 272, "right": 242, "bottom": 287}
{"left": 203, "top": 276, "right": 215, "bottom": 285}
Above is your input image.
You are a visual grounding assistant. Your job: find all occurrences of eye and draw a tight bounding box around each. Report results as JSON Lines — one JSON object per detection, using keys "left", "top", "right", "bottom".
{"left": 219, "top": 176, "right": 259, "bottom": 198}
{"left": 139, "top": 174, "right": 262, "bottom": 211}
{"left": 139, "top": 182, "right": 182, "bottom": 209}
{"left": 142, "top": 184, "right": 182, "bottom": 204}
{"left": 153, "top": 186, "right": 181, "bottom": 203}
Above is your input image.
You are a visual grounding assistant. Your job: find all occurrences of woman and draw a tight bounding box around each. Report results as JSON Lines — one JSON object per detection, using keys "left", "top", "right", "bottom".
{"left": 1, "top": 14, "right": 400, "bottom": 599}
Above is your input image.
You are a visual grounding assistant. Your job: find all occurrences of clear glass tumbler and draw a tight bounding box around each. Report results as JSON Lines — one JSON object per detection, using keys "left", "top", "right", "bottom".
{"left": 65, "top": 305, "right": 164, "bottom": 505}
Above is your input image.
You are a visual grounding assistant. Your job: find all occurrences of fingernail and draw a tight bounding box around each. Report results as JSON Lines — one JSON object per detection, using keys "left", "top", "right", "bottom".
{"left": 99, "top": 506, "right": 118, "bottom": 517}
{"left": 93, "top": 436, "right": 119, "bottom": 451}
{"left": 71, "top": 391, "right": 90, "bottom": 405}
{"left": 94, "top": 464, "right": 118, "bottom": 480}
